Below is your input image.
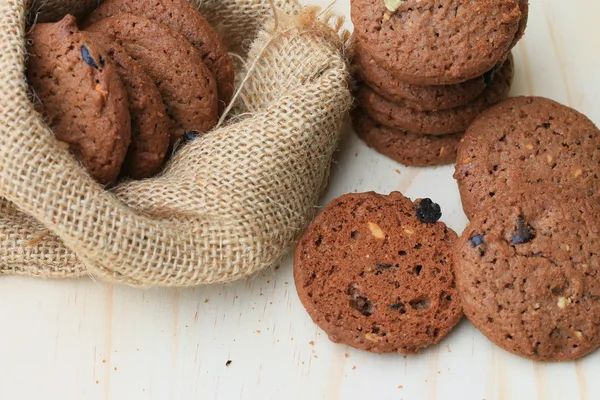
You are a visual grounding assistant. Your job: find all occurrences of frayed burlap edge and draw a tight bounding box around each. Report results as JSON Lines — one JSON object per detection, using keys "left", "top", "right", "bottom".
{"left": 0, "top": 0, "right": 353, "bottom": 287}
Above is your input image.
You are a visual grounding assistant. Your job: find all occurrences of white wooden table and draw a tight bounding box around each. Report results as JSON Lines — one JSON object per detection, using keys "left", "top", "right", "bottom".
{"left": 1, "top": 1, "right": 599, "bottom": 399}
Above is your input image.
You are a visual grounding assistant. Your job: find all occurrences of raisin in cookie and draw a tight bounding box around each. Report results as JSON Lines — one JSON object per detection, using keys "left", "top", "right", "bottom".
{"left": 83, "top": 0, "right": 234, "bottom": 113}
{"left": 82, "top": 31, "right": 170, "bottom": 179}
{"left": 27, "top": 15, "right": 131, "bottom": 185}
{"left": 454, "top": 96, "right": 600, "bottom": 219}
{"left": 294, "top": 192, "right": 462, "bottom": 353}
{"left": 454, "top": 186, "right": 600, "bottom": 361}
{"left": 356, "top": 54, "right": 514, "bottom": 135}
{"left": 351, "top": 0, "right": 522, "bottom": 85}
{"left": 353, "top": 109, "right": 462, "bottom": 167}
{"left": 87, "top": 13, "right": 218, "bottom": 141}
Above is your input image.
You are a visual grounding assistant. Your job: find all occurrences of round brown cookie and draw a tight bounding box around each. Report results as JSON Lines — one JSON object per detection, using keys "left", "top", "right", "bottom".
{"left": 294, "top": 192, "right": 462, "bottom": 354}
{"left": 350, "top": 0, "right": 521, "bottom": 85}
{"left": 27, "top": 15, "right": 131, "bottom": 185}
{"left": 82, "top": 0, "right": 234, "bottom": 114}
{"left": 87, "top": 13, "right": 218, "bottom": 141}
{"left": 454, "top": 96, "right": 600, "bottom": 220}
{"left": 352, "top": 39, "right": 503, "bottom": 111}
{"left": 512, "top": 0, "right": 529, "bottom": 48}
{"left": 357, "top": 54, "right": 514, "bottom": 135}
{"left": 454, "top": 186, "right": 600, "bottom": 362}
{"left": 352, "top": 109, "right": 462, "bottom": 167}
{"left": 82, "top": 31, "right": 170, "bottom": 179}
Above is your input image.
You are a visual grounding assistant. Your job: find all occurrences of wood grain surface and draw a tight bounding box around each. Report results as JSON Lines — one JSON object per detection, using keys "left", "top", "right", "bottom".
{"left": 1, "top": 1, "right": 599, "bottom": 399}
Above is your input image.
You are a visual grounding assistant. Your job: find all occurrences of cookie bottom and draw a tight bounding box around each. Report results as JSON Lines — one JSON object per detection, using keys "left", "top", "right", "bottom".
{"left": 353, "top": 110, "right": 462, "bottom": 167}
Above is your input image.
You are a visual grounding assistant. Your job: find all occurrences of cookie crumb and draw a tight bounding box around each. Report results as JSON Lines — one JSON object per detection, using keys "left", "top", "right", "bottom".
{"left": 309, "top": 341, "right": 315, "bottom": 346}
{"left": 226, "top": 360, "right": 232, "bottom": 367}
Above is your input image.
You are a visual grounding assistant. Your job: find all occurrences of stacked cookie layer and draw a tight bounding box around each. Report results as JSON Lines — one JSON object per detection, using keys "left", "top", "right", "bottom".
{"left": 350, "top": 0, "right": 528, "bottom": 167}
{"left": 26, "top": 0, "right": 234, "bottom": 184}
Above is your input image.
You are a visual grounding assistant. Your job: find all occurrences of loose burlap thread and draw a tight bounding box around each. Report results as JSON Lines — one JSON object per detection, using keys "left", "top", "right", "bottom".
{"left": 0, "top": 0, "right": 352, "bottom": 286}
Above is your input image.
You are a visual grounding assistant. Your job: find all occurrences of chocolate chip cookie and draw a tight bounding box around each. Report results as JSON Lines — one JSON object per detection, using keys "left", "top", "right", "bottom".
{"left": 454, "top": 96, "right": 600, "bottom": 219}
{"left": 82, "top": 31, "right": 170, "bottom": 179}
{"left": 294, "top": 192, "right": 462, "bottom": 353}
{"left": 27, "top": 15, "right": 131, "bottom": 185}
{"left": 83, "top": 0, "right": 234, "bottom": 113}
{"left": 454, "top": 185, "right": 600, "bottom": 361}
{"left": 353, "top": 39, "right": 503, "bottom": 111}
{"left": 351, "top": 0, "right": 522, "bottom": 85}
{"left": 87, "top": 14, "right": 218, "bottom": 141}
{"left": 357, "top": 54, "right": 514, "bottom": 135}
{"left": 353, "top": 110, "right": 462, "bottom": 166}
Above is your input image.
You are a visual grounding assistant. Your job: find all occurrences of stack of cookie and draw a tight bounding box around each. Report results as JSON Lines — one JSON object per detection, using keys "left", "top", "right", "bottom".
{"left": 27, "top": 0, "right": 234, "bottom": 184}
{"left": 350, "top": 0, "right": 528, "bottom": 167}
{"left": 451, "top": 97, "right": 600, "bottom": 361}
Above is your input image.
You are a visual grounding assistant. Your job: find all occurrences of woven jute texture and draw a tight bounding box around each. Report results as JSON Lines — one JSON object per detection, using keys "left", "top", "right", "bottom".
{"left": 0, "top": 0, "right": 352, "bottom": 286}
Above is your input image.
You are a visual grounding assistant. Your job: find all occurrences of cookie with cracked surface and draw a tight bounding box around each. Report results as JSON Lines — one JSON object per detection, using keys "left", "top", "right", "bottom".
{"left": 294, "top": 192, "right": 462, "bottom": 354}
{"left": 82, "top": 31, "right": 170, "bottom": 179}
{"left": 352, "top": 38, "right": 504, "bottom": 111}
{"left": 356, "top": 54, "right": 514, "bottom": 135}
{"left": 27, "top": 15, "right": 131, "bottom": 185}
{"left": 454, "top": 96, "right": 600, "bottom": 220}
{"left": 352, "top": 109, "right": 462, "bottom": 166}
{"left": 87, "top": 13, "right": 218, "bottom": 142}
{"left": 82, "top": 0, "right": 234, "bottom": 114}
{"left": 454, "top": 185, "right": 600, "bottom": 361}
{"left": 351, "top": 0, "right": 522, "bottom": 85}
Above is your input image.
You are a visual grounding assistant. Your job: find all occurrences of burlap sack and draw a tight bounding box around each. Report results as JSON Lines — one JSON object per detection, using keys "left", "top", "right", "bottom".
{"left": 0, "top": 0, "right": 352, "bottom": 286}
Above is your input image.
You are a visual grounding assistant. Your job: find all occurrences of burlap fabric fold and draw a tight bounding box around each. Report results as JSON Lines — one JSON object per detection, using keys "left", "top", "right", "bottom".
{"left": 0, "top": 0, "right": 352, "bottom": 286}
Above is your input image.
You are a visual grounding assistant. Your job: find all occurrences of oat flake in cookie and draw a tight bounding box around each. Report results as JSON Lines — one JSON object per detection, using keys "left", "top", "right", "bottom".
{"left": 351, "top": 0, "right": 522, "bottom": 85}
{"left": 454, "top": 96, "right": 600, "bottom": 219}
{"left": 294, "top": 192, "right": 462, "bottom": 354}
{"left": 27, "top": 15, "right": 131, "bottom": 185}
{"left": 454, "top": 186, "right": 600, "bottom": 361}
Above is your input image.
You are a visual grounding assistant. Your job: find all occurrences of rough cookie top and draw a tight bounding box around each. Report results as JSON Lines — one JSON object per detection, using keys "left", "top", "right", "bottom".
{"left": 454, "top": 96, "right": 600, "bottom": 219}
{"left": 294, "top": 192, "right": 462, "bottom": 354}
{"left": 351, "top": 0, "right": 522, "bottom": 84}
{"left": 454, "top": 186, "right": 600, "bottom": 361}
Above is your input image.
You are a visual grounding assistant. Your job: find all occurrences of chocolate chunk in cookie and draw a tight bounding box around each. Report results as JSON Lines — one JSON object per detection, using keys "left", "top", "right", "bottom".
{"left": 27, "top": 15, "right": 131, "bottom": 184}
{"left": 294, "top": 192, "right": 462, "bottom": 354}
